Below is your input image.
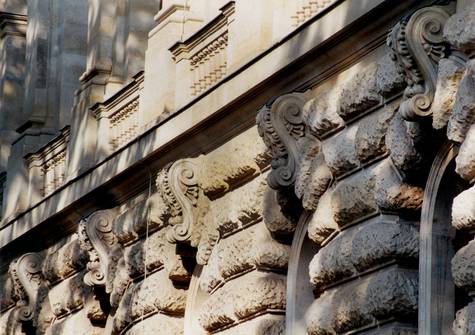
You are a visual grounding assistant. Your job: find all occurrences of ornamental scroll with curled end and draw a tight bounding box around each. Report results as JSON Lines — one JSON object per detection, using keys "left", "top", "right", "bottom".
{"left": 156, "top": 158, "right": 218, "bottom": 265}
{"left": 387, "top": 5, "right": 451, "bottom": 121}
{"left": 256, "top": 93, "right": 307, "bottom": 190}
{"left": 8, "top": 253, "right": 44, "bottom": 322}
{"left": 78, "top": 209, "right": 118, "bottom": 290}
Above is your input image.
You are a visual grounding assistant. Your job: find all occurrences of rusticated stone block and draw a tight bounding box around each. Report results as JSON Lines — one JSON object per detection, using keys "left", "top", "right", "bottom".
{"left": 432, "top": 58, "right": 465, "bottom": 129}
{"left": 218, "top": 314, "right": 284, "bottom": 335}
{"left": 375, "top": 53, "right": 406, "bottom": 98}
{"left": 373, "top": 159, "right": 424, "bottom": 211}
{"left": 355, "top": 104, "right": 397, "bottom": 163}
{"left": 295, "top": 136, "right": 321, "bottom": 200}
{"left": 301, "top": 153, "right": 332, "bottom": 211}
{"left": 444, "top": 4, "right": 475, "bottom": 52}
{"left": 456, "top": 124, "right": 475, "bottom": 181}
{"left": 307, "top": 189, "right": 339, "bottom": 245}
{"left": 338, "top": 63, "right": 381, "bottom": 121}
{"left": 322, "top": 125, "right": 359, "bottom": 177}
{"left": 306, "top": 267, "right": 418, "bottom": 334}
{"left": 125, "top": 314, "right": 183, "bottom": 335}
{"left": 386, "top": 112, "right": 424, "bottom": 174}
{"left": 212, "top": 174, "right": 266, "bottom": 236}
{"left": 361, "top": 322, "right": 417, "bottom": 335}
{"left": 199, "top": 127, "right": 267, "bottom": 197}
{"left": 302, "top": 90, "right": 344, "bottom": 139}
{"left": 200, "top": 221, "right": 289, "bottom": 293}
{"left": 309, "top": 218, "right": 418, "bottom": 288}
{"left": 48, "top": 272, "right": 87, "bottom": 318}
{"left": 452, "top": 185, "right": 475, "bottom": 231}
{"left": 332, "top": 170, "right": 378, "bottom": 227}
{"left": 199, "top": 272, "right": 285, "bottom": 332}
{"left": 109, "top": 251, "right": 130, "bottom": 310}
{"left": 45, "top": 308, "right": 94, "bottom": 335}
{"left": 113, "top": 286, "right": 134, "bottom": 335}
{"left": 454, "top": 302, "right": 475, "bottom": 335}
{"left": 452, "top": 239, "right": 475, "bottom": 293}
{"left": 448, "top": 61, "right": 475, "bottom": 143}
{"left": 42, "top": 236, "right": 88, "bottom": 284}
{"left": 262, "top": 186, "right": 298, "bottom": 237}
{"left": 0, "top": 275, "right": 15, "bottom": 311}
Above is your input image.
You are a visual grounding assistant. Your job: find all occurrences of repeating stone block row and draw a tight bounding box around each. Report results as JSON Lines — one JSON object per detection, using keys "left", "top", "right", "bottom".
{"left": 44, "top": 309, "right": 94, "bottom": 335}
{"left": 41, "top": 235, "right": 88, "bottom": 285}
{"left": 124, "top": 313, "right": 183, "bottom": 335}
{"left": 309, "top": 217, "right": 419, "bottom": 289}
{"left": 308, "top": 158, "right": 423, "bottom": 239}
{"left": 200, "top": 221, "right": 289, "bottom": 293}
{"left": 217, "top": 314, "right": 284, "bottom": 335}
{"left": 305, "top": 267, "right": 418, "bottom": 335}
{"left": 112, "top": 269, "right": 187, "bottom": 335}
{"left": 47, "top": 271, "right": 87, "bottom": 319}
{"left": 198, "top": 127, "right": 270, "bottom": 197}
{"left": 198, "top": 271, "right": 286, "bottom": 332}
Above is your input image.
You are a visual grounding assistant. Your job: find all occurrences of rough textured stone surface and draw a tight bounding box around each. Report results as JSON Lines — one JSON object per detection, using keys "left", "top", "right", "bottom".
{"left": 125, "top": 314, "right": 183, "bottom": 335}
{"left": 199, "top": 272, "right": 286, "bottom": 332}
{"left": 361, "top": 323, "right": 417, "bottom": 335}
{"left": 301, "top": 153, "right": 332, "bottom": 211}
{"left": 48, "top": 272, "right": 86, "bottom": 318}
{"left": 454, "top": 302, "right": 475, "bottom": 335}
{"left": 456, "top": 124, "right": 475, "bottom": 181}
{"left": 431, "top": 58, "right": 465, "bottom": 129}
{"left": 386, "top": 112, "right": 424, "bottom": 174}
{"left": 322, "top": 125, "right": 359, "bottom": 177}
{"left": 444, "top": 4, "right": 475, "bottom": 52}
{"left": 262, "top": 186, "right": 297, "bottom": 237}
{"left": 218, "top": 314, "right": 284, "bottom": 335}
{"left": 199, "top": 127, "right": 268, "bottom": 197}
{"left": 309, "top": 219, "right": 418, "bottom": 288}
{"left": 113, "top": 270, "right": 186, "bottom": 334}
{"left": 373, "top": 159, "right": 424, "bottom": 211}
{"left": 375, "top": 53, "right": 406, "bottom": 98}
{"left": 302, "top": 90, "right": 344, "bottom": 138}
{"left": 307, "top": 189, "right": 339, "bottom": 245}
{"left": 448, "top": 61, "right": 475, "bottom": 143}
{"left": 295, "top": 136, "right": 321, "bottom": 200}
{"left": 332, "top": 170, "right": 378, "bottom": 227}
{"left": 306, "top": 267, "right": 418, "bottom": 334}
{"left": 338, "top": 63, "right": 381, "bottom": 121}
{"left": 45, "top": 309, "right": 94, "bottom": 335}
{"left": 355, "top": 104, "right": 396, "bottom": 163}
{"left": 452, "top": 239, "right": 475, "bottom": 293}
{"left": 42, "top": 236, "right": 88, "bottom": 284}
{"left": 211, "top": 174, "right": 266, "bottom": 236}
{"left": 200, "top": 221, "right": 289, "bottom": 293}
{"left": 452, "top": 185, "right": 475, "bottom": 231}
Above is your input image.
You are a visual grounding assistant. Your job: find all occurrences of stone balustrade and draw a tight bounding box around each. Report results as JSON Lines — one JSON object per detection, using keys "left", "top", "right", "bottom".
{"left": 25, "top": 128, "right": 70, "bottom": 198}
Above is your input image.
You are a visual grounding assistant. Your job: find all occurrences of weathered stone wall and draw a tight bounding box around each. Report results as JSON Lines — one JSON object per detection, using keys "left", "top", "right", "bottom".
{"left": 4, "top": 0, "right": 475, "bottom": 334}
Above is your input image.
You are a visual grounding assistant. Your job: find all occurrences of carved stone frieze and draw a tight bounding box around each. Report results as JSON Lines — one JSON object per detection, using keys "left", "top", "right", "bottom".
{"left": 8, "top": 253, "right": 44, "bottom": 322}
{"left": 157, "top": 158, "right": 218, "bottom": 265}
{"left": 256, "top": 93, "right": 307, "bottom": 190}
{"left": 388, "top": 5, "right": 451, "bottom": 121}
{"left": 78, "top": 209, "right": 118, "bottom": 289}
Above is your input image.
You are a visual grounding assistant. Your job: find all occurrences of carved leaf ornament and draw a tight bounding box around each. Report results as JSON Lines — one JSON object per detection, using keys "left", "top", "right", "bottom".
{"left": 9, "top": 253, "right": 44, "bottom": 322}
{"left": 256, "top": 93, "right": 307, "bottom": 190}
{"left": 388, "top": 6, "right": 450, "bottom": 120}
{"left": 157, "top": 159, "right": 218, "bottom": 265}
{"left": 78, "top": 209, "right": 117, "bottom": 289}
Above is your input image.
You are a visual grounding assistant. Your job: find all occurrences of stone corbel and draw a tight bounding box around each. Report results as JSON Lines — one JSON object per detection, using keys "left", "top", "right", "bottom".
{"left": 388, "top": 5, "right": 451, "bottom": 120}
{"left": 8, "top": 253, "right": 44, "bottom": 323}
{"left": 256, "top": 93, "right": 307, "bottom": 190}
{"left": 157, "top": 158, "right": 218, "bottom": 265}
{"left": 78, "top": 209, "right": 118, "bottom": 290}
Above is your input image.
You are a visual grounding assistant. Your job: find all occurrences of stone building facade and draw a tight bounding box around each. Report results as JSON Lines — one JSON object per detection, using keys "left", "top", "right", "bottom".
{"left": 2, "top": 0, "right": 475, "bottom": 334}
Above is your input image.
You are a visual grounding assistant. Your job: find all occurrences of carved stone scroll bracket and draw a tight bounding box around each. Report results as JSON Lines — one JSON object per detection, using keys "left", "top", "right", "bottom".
{"left": 388, "top": 5, "right": 451, "bottom": 121}
{"left": 8, "top": 253, "right": 44, "bottom": 323}
{"left": 256, "top": 93, "right": 307, "bottom": 191}
{"left": 78, "top": 208, "right": 118, "bottom": 290}
{"left": 157, "top": 158, "right": 219, "bottom": 265}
